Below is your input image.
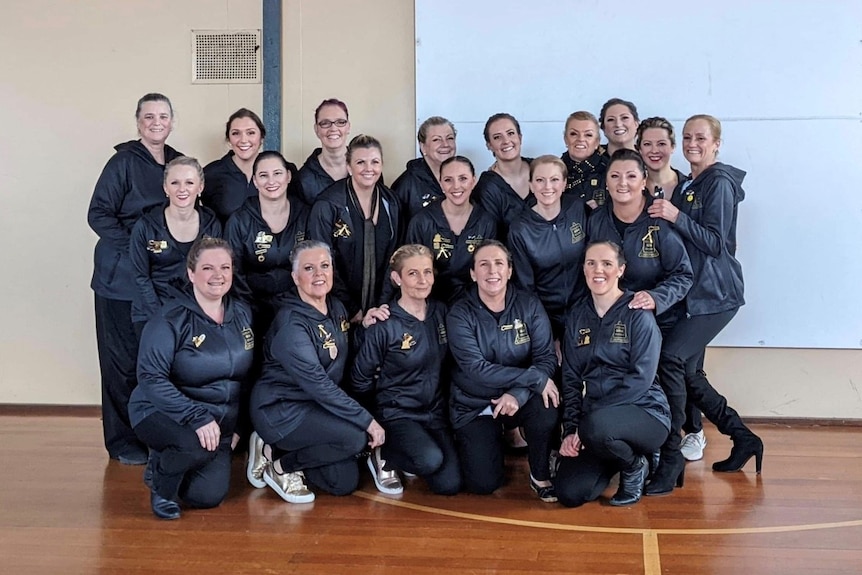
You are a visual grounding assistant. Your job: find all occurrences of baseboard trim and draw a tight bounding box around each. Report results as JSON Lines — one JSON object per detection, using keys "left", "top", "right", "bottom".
{"left": 744, "top": 417, "right": 862, "bottom": 427}
{"left": 0, "top": 404, "right": 101, "bottom": 417}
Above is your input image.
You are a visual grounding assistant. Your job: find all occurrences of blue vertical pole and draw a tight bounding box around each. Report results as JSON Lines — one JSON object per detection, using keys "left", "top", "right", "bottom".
{"left": 262, "top": 0, "right": 282, "bottom": 152}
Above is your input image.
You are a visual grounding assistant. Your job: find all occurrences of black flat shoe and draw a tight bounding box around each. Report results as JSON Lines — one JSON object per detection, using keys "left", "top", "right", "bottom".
{"left": 609, "top": 455, "right": 648, "bottom": 506}
{"left": 713, "top": 433, "right": 763, "bottom": 474}
{"left": 150, "top": 490, "right": 181, "bottom": 520}
{"left": 530, "top": 477, "right": 558, "bottom": 503}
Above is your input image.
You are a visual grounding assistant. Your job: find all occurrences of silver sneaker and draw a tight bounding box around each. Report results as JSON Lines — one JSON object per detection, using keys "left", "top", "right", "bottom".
{"left": 367, "top": 447, "right": 403, "bottom": 494}
{"left": 246, "top": 431, "right": 268, "bottom": 489}
{"left": 681, "top": 430, "right": 707, "bottom": 461}
{"left": 263, "top": 466, "right": 315, "bottom": 504}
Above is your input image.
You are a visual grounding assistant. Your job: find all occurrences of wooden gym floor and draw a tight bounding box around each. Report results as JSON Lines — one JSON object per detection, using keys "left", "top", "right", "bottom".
{"left": 0, "top": 415, "right": 860, "bottom": 574}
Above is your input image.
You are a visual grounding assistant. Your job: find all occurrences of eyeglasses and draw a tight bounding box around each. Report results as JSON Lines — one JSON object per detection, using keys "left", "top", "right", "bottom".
{"left": 317, "top": 119, "right": 348, "bottom": 129}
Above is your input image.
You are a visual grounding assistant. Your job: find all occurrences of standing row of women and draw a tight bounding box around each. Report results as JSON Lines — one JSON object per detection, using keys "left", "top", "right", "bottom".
{"left": 88, "top": 92, "right": 761, "bottom": 519}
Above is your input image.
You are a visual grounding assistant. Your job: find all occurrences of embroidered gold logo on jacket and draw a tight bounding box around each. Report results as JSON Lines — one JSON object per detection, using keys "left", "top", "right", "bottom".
{"left": 147, "top": 239, "right": 168, "bottom": 254}
{"left": 318, "top": 324, "right": 338, "bottom": 359}
{"left": 241, "top": 327, "right": 254, "bottom": 350}
{"left": 340, "top": 318, "right": 350, "bottom": 333}
{"left": 432, "top": 233, "right": 454, "bottom": 260}
{"left": 254, "top": 231, "right": 273, "bottom": 262}
{"left": 639, "top": 226, "right": 660, "bottom": 259}
{"left": 513, "top": 319, "right": 530, "bottom": 345}
{"left": 192, "top": 333, "right": 206, "bottom": 348}
{"left": 577, "top": 328, "right": 591, "bottom": 347}
{"left": 570, "top": 222, "right": 585, "bottom": 244}
{"left": 610, "top": 322, "right": 629, "bottom": 344}
{"left": 437, "top": 323, "right": 448, "bottom": 344}
{"left": 333, "top": 219, "right": 351, "bottom": 239}
{"left": 465, "top": 236, "right": 483, "bottom": 253}
{"left": 593, "top": 188, "right": 607, "bottom": 206}
{"left": 400, "top": 333, "right": 416, "bottom": 350}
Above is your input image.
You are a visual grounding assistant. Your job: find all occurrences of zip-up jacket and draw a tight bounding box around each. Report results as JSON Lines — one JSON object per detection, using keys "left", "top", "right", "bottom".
{"left": 224, "top": 195, "right": 308, "bottom": 305}
{"left": 508, "top": 194, "right": 589, "bottom": 336}
{"left": 88, "top": 140, "right": 183, "bottom": 300}
{"left": 351, "top": 299, "right": 449, "bottom": 424}
{"left": 669, "top": 162, "right": 746, "bottom": 316}
{"left": 307, "top": 180, "right": 401, "bottom": 318}
{"left": 474, "top": 161, "right": 536, "bottom": 238}
{"left": 392, "top": 157, "right": 444, "bottom": 219}
{"left": 202, "top": 151, "right": 271, "bottom": 224}
{"left": 129, "top": 205, "right": 222, "bottom": 323}
{"left": 250, "top": 295, "right": 372, "bottom": 443}
{"left": 297, "top": 148, "right": 337, "bottom": 208}
{"left": 129, "top": 289, "right": 254, "bottom": 434}
{"left": 405, "top": 202, "right": 498, "bottom": 304}
{"left": 561, "top": 147, "right": 609, "bottom": 208}
{"left": 447, "top": 287, "right": 556, "bottom": 429}
{"left": 561, "top": 291, "right": 670, "bottom": 437}
{"left": 587, "top": 203, "right": 692, "bottom": 317}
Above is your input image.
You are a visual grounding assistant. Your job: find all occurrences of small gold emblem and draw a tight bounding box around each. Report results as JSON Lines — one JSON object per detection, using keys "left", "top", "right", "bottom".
{"left": 639, "top": 225, "right": 660, "bottom": 259}
{"left": 241, "top": 328, "right": 254, "bottom": 351}
{"left": 610, "top": 322, "right": 629, "bottom": 344}
{"left": 147, "top": 239, "right": 168, "bottom": 254}
{"left": 570, "top": 222, "right": 585, "bottom": 244}
{"left": 192, "top": 334, "right": 206, "bottom": 348}
{"left": 400, "top": 333, "right": 416, "bottom": 350}
{"left": 254, "top": 231, "right": 273, "bottom": 263}
{"left": 577, "top": 328, "right": 591, "bottom": 347}
{"left": 437, "top": 323, "right": 448, "bottom": 344}
{"left": 513, "top": 319, "right": 530, "bottom": 345}
{"left": 333, "top": 219, "right": 351, "bottom": 239}
{"left": 432, "top": 233, "right": 454, "bottom": 260}
{"left": 465, "top": 236, "right": 483, "bottom": 253}
{"left": 318, "top": 324, "right": 338, "bottom": 360}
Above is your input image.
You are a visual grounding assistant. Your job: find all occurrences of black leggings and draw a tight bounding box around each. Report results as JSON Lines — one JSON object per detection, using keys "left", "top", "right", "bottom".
{"left": 134, "top": 411, "right": 232, "bottom": 508}
{"left": 381, "top": 418, "right": 461, "bottom": 495}
{"left": 554, "top": 405, "right": 668, "bottom": 508}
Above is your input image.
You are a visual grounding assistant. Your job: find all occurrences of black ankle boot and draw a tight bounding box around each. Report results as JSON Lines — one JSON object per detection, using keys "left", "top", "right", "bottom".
{"left": 150, "top": 490, "right": 181, "bottom": 520}
{"left": 713, "top": 432, "right": 763, "bottom": 473}
{"left": 609, "top": 455, "right": 648, "bottom": 506}
{"left": 645, "top": 449, "right": 685, "bottom": 496}
{"left": 647, "top": 450, "right": 661, "bottom": 481}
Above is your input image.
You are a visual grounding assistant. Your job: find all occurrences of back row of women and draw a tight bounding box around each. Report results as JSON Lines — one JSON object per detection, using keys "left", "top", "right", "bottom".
{"left": 88, "top": 93, "right": 763, "bottom": 520}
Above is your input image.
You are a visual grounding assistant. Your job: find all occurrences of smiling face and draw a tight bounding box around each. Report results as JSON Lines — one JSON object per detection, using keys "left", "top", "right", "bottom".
{"left": 188, "top": 248, "right": 233, "bottom": 302}
{"left": 682, "top": 119, "right": 720, "bottom": 168}
{"left": 393, "top": 254, "right": 434, "bottom": 302}
{"left": 348, "top": 146, "right": 383, "bottom": 192}
{"left": 638, "top": 127, "right": 675, "bottom": 172}
{"left": 253, "top": 156, "right": 290, "bottom": 202}
{"left": 530, "top": 161, "right": 566, "bottom": 209}
{"left": 583, "top": 243, "right": 624, "bottom": 297}
{"left": 564, "top": 118, "right": 601, "bottom": 162}
{"left": 602, "top": 104, "right": 638, "bottom": 148}
{"left": 228, "top": 117, "right": 263, "bottom": 162}
{"left": 440, "top": 159, "right": 476, "bottom": 208}
{"left": 292, "top": 247, "right": 333, "bottom": 300}
{"left": 164, "top": 164, "right": 203, "bottom": 209}
{"left": 485, "top": 119, "right": 522, "bottom": 161}
{"left": 419, "top": 124, "right": 456, "bottom": 166}
{"left": 606, "top": 159, "right": 647, "bottom": 208}
{"left": 137, "top": 101, "right": 173, "bottom": 147}
{"left": 314, "top": 104, "right": 351, "bottom": 151}
{"left": 470, "top": 244, "right": 512, "bottom": 299}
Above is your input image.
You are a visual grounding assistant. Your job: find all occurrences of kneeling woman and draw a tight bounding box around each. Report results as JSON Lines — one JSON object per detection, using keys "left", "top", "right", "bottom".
{"left": 555, "top": 241, "right": 670, "bottom": 507}
{"left": 447, "top": 240, "right": 560, "bottom": 501}
{"left": 130, "top": 238, "right": 254, "bottom": 519}
{"left": 248, "top": 240, "right": 385, "bottom": 502}
{"left": 352, "top": 244, "right": 461, "bottom": 495}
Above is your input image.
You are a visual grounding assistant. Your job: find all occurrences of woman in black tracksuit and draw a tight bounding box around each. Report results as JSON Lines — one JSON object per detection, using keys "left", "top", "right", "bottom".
{"left": 130, "top": 156, "right": 222, "bottom": 336}
{"left": 555, "top": 240, "right": 670, "bottom": 507}
{"left": 391, "top": 116, "right": 456, "bottom": 218}
{"left": 351, "top": 244, "right": 461, "bottom": 496}
{"left": 508, "top": 155, "right": 589, "bottom": 343}
{"left": 406, "top": 156, "right": 497, "bottom": 304}
{"left": 130, "top": 238, "right": 254, "bottom": 520}
{"left": 561, "top": 111, "right": 609, "bottom": 210}
{"left": 296, "top": 99, "right": 351, "bottom": 207}
{"left": 646, "top": 114, "right": 763, "bottom": 495}
{"left": 447, "top": 240, "right": 560, "bottom": 501}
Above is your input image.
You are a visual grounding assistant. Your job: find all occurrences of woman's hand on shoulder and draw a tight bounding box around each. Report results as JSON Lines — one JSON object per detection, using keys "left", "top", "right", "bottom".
{"left": 560, "top": 432, "right": 582, "bottom": 457}
{"left": 361, "top": 304, "right": 391, "bottom": 328}
{"left": 366, "top": 419, "right": 386, "bottom": 448}
{"left": 541, "top": 378, "right": 560, "bottom": 409}
{"left": 195, "top": 420, "right": 221, "bottom": 452}
{"left": 629, "top": 291, "right": 656, "bottom": 311}
{"left": 491, "top": 393, "right": 520, "bottom": 418}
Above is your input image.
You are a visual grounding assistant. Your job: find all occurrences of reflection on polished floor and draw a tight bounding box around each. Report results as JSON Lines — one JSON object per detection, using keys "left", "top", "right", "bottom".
{"left": 0, "top": 415, "right": 860, "bottom": 574}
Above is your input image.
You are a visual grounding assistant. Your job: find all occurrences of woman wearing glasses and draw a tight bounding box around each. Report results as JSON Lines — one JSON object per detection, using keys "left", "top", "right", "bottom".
{"left": 297, "top": 99, "right": 351, "bottom": 207}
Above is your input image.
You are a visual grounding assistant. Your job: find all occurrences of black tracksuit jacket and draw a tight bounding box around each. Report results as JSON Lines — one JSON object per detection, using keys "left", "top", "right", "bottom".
{"left": 474, "top": 162, "right": 536, "bottom": 238}
{"left": 202, "top": 152, "right": 257, "bottom": 224}
{"left": 391, "top": 158, "right": 445, "bottom": 219}
{"left": 296, "top": 148, "right": 337, "bottom": 208}
{"left": 561, "top": 148, "right": 609, "bottom": 208}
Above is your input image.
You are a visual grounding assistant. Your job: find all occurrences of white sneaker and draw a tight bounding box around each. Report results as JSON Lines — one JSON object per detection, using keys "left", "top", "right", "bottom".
{"left": 263, "top": 466, "right": 315, "bottom": 504}
{"left": 681, "top": 430, "right": 707, "bottom": 461}
{"left": 367, "top": 447, "right": 403, "bottom": 495}
{"left": 246, "top": 431, "right": 268, "bottom": 489}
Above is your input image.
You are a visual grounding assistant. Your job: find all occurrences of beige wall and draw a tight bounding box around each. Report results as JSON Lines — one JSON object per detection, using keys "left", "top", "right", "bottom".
{"left": 0, "top": 0, "right": 860, "bottom": 419}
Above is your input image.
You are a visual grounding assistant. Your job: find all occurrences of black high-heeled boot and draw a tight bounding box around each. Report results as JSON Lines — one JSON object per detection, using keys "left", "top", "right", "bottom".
{"left": 645, "top": 449, "right": 685, "bottom": 496}
{"left": 609, "top": 455, "right": 648, "bottom": 506}
{"left": 647, "top": 450, "right": 661, "bottom": 481}
{"left": 712, "top": 432, "right": 763, "bottom": 473}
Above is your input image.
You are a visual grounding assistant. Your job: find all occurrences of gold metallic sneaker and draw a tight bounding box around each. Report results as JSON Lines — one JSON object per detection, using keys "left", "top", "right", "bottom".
{"left": 263, "top": 467, "right": 315, "bottom": 504}
{"left": 246, "top": 431, "right": 268, "bottom": 489}
{"left": 367, "top": 447, "right": 403, "bottom": 495}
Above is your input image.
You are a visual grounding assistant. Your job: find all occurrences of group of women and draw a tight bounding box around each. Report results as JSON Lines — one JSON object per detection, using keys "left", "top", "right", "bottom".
{"left": 88, "top": 92, "right": 762, "bottom": 520}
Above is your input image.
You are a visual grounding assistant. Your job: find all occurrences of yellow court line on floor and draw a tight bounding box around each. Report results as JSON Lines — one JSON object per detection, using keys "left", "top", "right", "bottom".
{"left": 354, "top": 490, "right": 862, "bottom": 536}
{"left": 643, "top": 531, "right": 661, "bottom": 575}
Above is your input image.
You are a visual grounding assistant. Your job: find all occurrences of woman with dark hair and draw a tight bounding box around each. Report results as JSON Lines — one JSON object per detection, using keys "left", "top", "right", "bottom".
{"left": 561, "top": 111, "right": 609, "bottom": 209}
{"left": 248, "top": 241, "right": 384, "bottom": 502}
{"left": 130, "top": 156, "right": 222, "bottom": 336}
{"left": 130, "top": 237, "right": 254, "bottom": 519}
{"left": 406, "top": 155, "right": 497, "bottom": 304}
{"left": 474, "top": 113, "right": 535, "bottom": 238}
{"left": 392, "top": 116, "right": 457, "bottom": 218}
{"left": 646, "top": 114, "right": 762, "bottom": 495}
{"left": 555, "top": 241, "right": 670, "bottom": 507}
{"left": 599, "top": 98, "right": 640, "bottom": 156}
{"left": 308, "top": 134, "right": 401, "bottom": 323}
{"left": 352, "top": 244, "right": 461, "bottom": 496}
{"left": 297, "top": 98, "right": 351, "bottom": 207}
{"left": 88, "top": 92, "right": 183, "bottom": 465}
{"left": 447, "top": 240, "right": 560, "bottom": 501}
{"left": 203, "top": 108, "right": 267, "bottom": 223}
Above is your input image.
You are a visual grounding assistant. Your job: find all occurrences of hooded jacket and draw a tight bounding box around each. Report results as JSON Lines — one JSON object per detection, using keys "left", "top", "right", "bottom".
{"left": 508, "top": 194, "right": 589, "bottom": 336}
{"left": 250, "top": 295, "right": 372, "bottom": 443}
{"left": 307, "top": 179, "right": 401, "bottom": 318}
{"left": 474, "top": 162, "right": 536, "bottom": 239}
{"left": 129, "top": 204, "right": 222, "bottom": 323}
{"left": 405, "top": 201, "right": 498, "bottom": 304}
{"left": 561, "top": 291, "right": 670, "bottom": 437}
{"left": 351, "top": 299, "right": 449, "bottom": 424}
{"left": 447, "top": 286, "right": 556, "bottom": 429}
{"left": 561, "top": 147, "right": 609, "bottom": 208}
{"left": 224, "top": 195, "right": 308, "bottom": 305}
{"left": 129, "top": 288, "right": 254, "bottom": 433}
{"left": 670, "top": 162, "right": 746, "bottom": 316}
{"left": 88, "top": 140, "right": 183, "bottom": 300}
{"left": 587, "top": 202, "right": 693, "bottom": 318}
{"left": 297, "top": 148, "right": 337, "bottom": 208}
{"left": 392, "top": 158, "right": 445, "bottom": 219}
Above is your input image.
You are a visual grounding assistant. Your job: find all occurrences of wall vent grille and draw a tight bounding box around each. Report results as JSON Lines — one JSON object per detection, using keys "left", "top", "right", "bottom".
{"left": 191, "top": 30, "right": 261, "bottom": 84}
